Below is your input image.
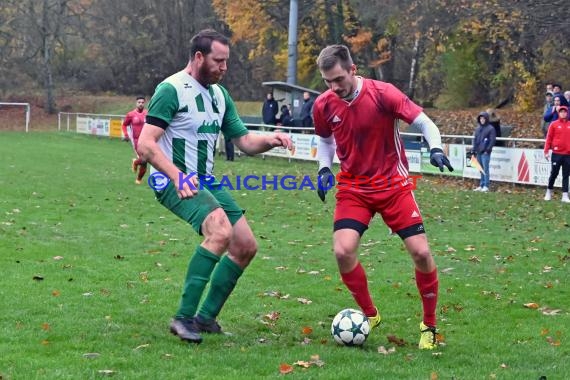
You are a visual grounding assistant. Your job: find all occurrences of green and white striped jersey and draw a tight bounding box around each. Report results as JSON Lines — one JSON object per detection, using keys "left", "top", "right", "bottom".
{"left": 147, "top": 70, "right": 248, "bottom": 176}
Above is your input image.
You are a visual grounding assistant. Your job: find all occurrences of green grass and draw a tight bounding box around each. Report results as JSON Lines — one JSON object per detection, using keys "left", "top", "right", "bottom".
{"left": 1, "top": 132, "right": 569, "bottom": 380}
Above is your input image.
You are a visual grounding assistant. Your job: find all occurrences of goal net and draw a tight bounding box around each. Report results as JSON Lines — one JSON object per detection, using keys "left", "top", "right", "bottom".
{"left": 0, "top": 102, "right": 31, "bottom": 132}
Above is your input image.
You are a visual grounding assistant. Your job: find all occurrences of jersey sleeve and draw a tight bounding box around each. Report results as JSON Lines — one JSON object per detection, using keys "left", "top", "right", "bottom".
{"left": 312, "top": 97, "right": 332, "bottom": 138}
{"left": 121, "top": 112, "right": 132, "bottom": 136}
{"left": 219, "top": 85, "right": 248, "bottom": 139}
{"left": 379, "top": 83, "right": 423, "bottom": 124}
{"left": 146, "top": 82, "right": 180, "bottom": 129}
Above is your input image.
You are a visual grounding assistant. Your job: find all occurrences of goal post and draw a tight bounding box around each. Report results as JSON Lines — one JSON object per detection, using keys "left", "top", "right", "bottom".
{"left": 0, "top": 102, "right": 31, "bottom": 132}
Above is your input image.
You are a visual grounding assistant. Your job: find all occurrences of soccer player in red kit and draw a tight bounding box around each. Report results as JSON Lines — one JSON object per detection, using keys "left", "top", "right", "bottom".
{"left": 122, "top": 96, "right": 148, "bottom": 184}
{"left": 313, "top": 45, "right": 453, "bottom": 350}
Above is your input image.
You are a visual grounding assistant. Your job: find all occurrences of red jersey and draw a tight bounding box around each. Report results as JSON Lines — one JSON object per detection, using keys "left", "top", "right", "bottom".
{"left": 313, "top": 78, "right": 422, "bottom": 192}
{"left": 544, "top": 118, "right": 570, "bottom": 155}
{"left": 122, "top": 108, "right": 147, "bottom": 140}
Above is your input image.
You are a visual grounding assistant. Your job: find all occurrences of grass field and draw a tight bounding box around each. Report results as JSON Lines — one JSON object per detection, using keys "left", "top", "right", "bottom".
{"left": 1, "top": 132, "right": 569, "bottom": 380}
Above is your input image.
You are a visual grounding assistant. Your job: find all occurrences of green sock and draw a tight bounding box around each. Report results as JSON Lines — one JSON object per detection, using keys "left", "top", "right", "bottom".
{"left": 176, "top": 246, "right": 220, "bottom": 318}
{"left": 197, "top": 255, "right": 243, "bottom": 320}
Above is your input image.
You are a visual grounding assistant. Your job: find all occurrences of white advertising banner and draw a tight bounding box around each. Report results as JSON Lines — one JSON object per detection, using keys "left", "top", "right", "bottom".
{"left": 463, "top": 147, "right": 515, "bottom": 182}
{"left": 76, "top": 116, "right": 89, "bottom": 134}
{"left": 511, "top": 148, "right": 561, "bottom": 187}
{"left": 76, "top": 116, "right": 109, "bottom": 136}
{"left": 90, "top": 118, "right": 110, "bottom": 136}
{"left": 406, "top": 150, "right": 422, "bottom": 173}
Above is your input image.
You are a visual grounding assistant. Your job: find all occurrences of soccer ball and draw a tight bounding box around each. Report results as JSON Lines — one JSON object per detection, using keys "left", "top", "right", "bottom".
{"left": 331, "top": 308, "right": 370, "bottom": 346}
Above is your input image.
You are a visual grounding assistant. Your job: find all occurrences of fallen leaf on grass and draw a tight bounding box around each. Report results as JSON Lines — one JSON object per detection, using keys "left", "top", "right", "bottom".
{"left": 445, "top": 246, "right": 456, "bottom": 253}
{"left": 546, "top": 336, "right": 561, "bottom": 346}
{"left": 500, "top": 363, "right": 508, "bottom": 369}
{"left": 539, "top": 307, "right": 561, "bottom": 316}
{"left": 293, "top": 355, "right": 325, "bottom": 368}
{"left": 523, "top": 303, "right": 539, "bottom": 309}
{"left": 387, "top": 335, "right": 407, "bottom": 346}
{"left": 297, "top": 297, "right": 312, "bottom": 305}
{"left": 41, "top": 323, "right": 50, "bottom": 331}
{"left": 377, "top": 346, "right": 396, "bottom": 355}
{"left": 134, "top": 344, "right": 150, "bottom": 350}
{"left": 468, "top": 255, "right": 481, "bottom": 263}
{"left": 302, "top": 326, "right": 313, "bottom": 335}
{"left": 98, "top": 369, "right": 116, "bottom": 376}
{"left": 464, "top": 245, "right": 476, "bottom": 251}
{"left": 262, "top": 290, "right": 290, "bottom": 299}
{"left": 83, "top": 353, "right": 101, "bottom": 359}
{"left": 279, "top": 363, "right": 293, "bottom": 374}
{"left": 52, "top": 290, "right": 60, "bottom": 297}
{"left": 263, "top": 311, "right": 280, "bottom": 321}
{"left": 431, "top": 372, "right": 439, "bottom": 380}
{"left": 53, "top": 256, "right": 64, "bottom": 260}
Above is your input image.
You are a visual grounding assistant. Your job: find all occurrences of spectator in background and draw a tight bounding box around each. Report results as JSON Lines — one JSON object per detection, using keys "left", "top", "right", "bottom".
{"left": 225, "top": 135, "right": 235, "bottom": 161}
{"left": 486, "top": 108, "right": 503, "bottom": 147}
{"left": 564, "top": 91, "right": 570, "bottom": 105}
{"left": 472, "top": 111, "right": 496, "bottom": 192}
{"left": 122, "top": 96, "right": 148, "bottom": 184}
{"left": 299, "top": 91, "right": 315, "bottom": 129}
{"left": 262, "top": 93, "right": 279, "bottom": 125}
{"left": 278, "top": 104, "right": 293, "bottom": 127}
{"left": 546, "top": 83, "right": 554, "bottom": 93}
{"left": 544, "top": 95, "right": 564, "bottom": 136}
{"left": 542, "top": 92, "right": 554, "bottom": 137}
{"left": 552, "top": 84, "right": 568, "bottom": 106}
{"left": 544, "top": 105, "right": 570, "bottom": 203}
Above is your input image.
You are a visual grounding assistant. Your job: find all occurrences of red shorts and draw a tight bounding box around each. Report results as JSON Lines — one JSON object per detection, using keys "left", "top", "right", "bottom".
{"left": 334, "top": 187, "right": 423, "bottom": 234}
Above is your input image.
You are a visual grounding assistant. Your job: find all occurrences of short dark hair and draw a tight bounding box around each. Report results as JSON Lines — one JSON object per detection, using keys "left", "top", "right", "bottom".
{"left": 317, "top": 45, "right": 353, "bottom": 71}
{"left": 136, "top": 96, "right": 145, "bottom": 101}
{"left": 190, "top": 29, "right": 230, "bottom": 60}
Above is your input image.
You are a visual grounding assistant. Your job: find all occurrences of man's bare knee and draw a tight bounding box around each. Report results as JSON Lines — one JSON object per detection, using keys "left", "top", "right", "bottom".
{"left": 202, "top": 209, "right": 232, "bottom": 253}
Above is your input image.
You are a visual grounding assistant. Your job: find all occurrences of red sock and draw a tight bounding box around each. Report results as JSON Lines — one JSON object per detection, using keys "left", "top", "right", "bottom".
{"left": 341, "top": 262, "right": 377, "bottom": 317}
{"left": 415, "top": 268, "right": 438, "bottom": 327}
{"left": 137, "top": 163, "right": 147, "bottom": 180}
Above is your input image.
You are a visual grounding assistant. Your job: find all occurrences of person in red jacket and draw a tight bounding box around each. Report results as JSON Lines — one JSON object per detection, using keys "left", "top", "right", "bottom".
{"left": 122, "top": 96, "right": 148, "bottom": 184}
{"left": 544, "top": 105, "right": 570, "bottom": 202}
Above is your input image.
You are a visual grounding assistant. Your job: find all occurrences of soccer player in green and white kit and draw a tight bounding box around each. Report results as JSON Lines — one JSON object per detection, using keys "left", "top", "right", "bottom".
{"left": 137, "top": 29, "right": 293, "bottom": 344}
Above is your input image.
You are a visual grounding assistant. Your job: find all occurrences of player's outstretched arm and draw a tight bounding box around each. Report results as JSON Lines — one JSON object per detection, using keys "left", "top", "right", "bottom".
{"left": 233, "top": 132, "right": 293, "bottom": 155}
{"left": 411, "top": 112, "right": 454, "bottom": 172}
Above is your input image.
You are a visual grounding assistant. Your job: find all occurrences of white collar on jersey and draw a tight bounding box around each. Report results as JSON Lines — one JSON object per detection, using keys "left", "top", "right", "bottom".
{"left": 342, "top": 76, "right": 363, "bottom": 102}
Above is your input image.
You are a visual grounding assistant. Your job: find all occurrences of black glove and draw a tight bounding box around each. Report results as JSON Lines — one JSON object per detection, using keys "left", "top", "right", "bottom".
{"left": 317, "top": 167, "right": 335, "bottom": 202}
{"left": 430, "top": 148, "right": 454, "bottom": 172}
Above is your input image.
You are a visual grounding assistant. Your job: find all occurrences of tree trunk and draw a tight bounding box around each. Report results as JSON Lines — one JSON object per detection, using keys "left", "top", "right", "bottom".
{"left": 41, "top": 0, "right": 56, "bottom": 113}
{"left": 408, "top": 34, "right": 420, "bottom": 99}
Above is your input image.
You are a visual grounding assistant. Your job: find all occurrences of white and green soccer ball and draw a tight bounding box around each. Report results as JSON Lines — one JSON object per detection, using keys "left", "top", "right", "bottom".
{"left": 331, "top": 308, "right": 370, "bottom": 346}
